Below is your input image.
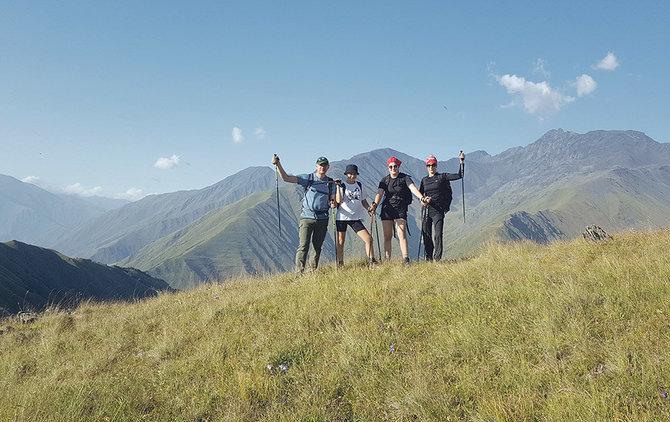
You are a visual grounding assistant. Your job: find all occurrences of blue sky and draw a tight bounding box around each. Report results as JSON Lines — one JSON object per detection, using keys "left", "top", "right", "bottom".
{"left": 2, "top": 1, "right": 668, "bottom": 200}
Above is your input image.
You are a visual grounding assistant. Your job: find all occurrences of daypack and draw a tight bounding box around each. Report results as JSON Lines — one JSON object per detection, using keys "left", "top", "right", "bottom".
{"left": 303, "top": 173, "right": 334, "bottom": 213}
{"left": 382, "top": 174, "right": 412, "bottom": 207}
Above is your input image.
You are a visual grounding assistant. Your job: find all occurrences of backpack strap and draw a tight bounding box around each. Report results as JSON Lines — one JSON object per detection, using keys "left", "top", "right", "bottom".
{"left": 306, "top": 173, "right": 314, "bottom": 192}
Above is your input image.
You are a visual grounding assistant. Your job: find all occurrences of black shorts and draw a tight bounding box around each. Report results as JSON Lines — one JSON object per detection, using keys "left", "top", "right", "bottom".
{"left": 380, "top": 204, "right": 407, "bottom": 221}
{"left": 336, "top": 220, "right": 366, "bottom": 233}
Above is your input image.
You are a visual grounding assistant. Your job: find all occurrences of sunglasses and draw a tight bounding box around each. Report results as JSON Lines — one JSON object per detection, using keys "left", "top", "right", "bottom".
{"left": 426, "top": 164, "right": 437, "bottom": 167}
{"left": 388, "top": 165, "right": 398, "bottom": 169}
{"left": 318, "top": 162, "right": 329, "bottom": 167}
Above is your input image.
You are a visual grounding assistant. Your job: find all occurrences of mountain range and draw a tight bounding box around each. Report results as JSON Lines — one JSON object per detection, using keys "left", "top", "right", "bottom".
{"left": 0, "top": 174, "right": 127, "bottom": 246}
{"left": 0, "top": 240, "right": 171, "bottom": 316}
{"left": 2, "top": 129, "right": 669, "bottom": 290}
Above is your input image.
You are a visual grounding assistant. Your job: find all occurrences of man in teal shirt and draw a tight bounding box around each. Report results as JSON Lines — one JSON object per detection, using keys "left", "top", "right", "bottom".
{"left": 272, "top": 155, "right": 336, "bottom": 274}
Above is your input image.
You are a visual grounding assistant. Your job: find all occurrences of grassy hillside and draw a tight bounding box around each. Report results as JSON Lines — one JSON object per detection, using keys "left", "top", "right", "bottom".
{"left": 2, "top": 230, "right": 669, "bottom": 420}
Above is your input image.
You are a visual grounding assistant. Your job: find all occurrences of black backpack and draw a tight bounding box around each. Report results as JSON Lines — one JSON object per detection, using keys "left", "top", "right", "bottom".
{"left": 382, "top": 174, "right": 412, "bottom": 206}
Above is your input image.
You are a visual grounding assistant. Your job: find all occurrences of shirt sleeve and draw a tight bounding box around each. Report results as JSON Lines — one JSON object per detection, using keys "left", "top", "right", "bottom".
{"left": 404, "top": 174, "right": 414, "bottom": 186}
{"left": 442, "top": 170, "right": 462, "bottom": 181}
{"left": 378, "top": 177, "right": 388, "bottom": 192}
{"left": 296, "top": 174, "right": 310, "bottom": 187}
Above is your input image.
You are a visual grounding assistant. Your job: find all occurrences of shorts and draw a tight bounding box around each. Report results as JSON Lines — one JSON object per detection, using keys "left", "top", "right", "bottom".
{"left": 336, "top": 219, "right": 366, "bottom": 233}
{"left": 380, "top": 204, "right": 407, "bottom": 221}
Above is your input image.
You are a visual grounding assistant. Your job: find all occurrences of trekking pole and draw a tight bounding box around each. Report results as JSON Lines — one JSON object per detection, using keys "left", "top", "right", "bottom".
{"left": 332, "top": 207, "right": 338, "bottom": 264}
{"left": 460, "top": 150, "right": 465, "bottom": 223}
{"left": 368, "top": 211, "right": 375, "bottom": 267}
{"left": 274, "top": 154, "right": 281, "bottom": 237}
{"left": 374, "top": 210, "right": 382, "bottom": 262}
{"left": 417, "top": 205, "right": 426, "bottom": 260}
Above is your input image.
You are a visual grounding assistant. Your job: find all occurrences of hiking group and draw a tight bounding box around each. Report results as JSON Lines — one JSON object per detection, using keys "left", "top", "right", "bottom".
{"left": 272, "top": 152, "right": 465, "bottom": 275}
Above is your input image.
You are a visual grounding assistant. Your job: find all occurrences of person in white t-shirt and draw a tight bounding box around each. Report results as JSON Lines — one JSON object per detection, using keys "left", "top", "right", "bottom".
{"left": 335, "top": 164, "right": 377, "bottom": 267}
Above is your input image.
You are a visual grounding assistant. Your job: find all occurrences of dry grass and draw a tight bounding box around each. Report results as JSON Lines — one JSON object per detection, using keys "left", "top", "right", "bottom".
{"left": 1, "top": 229, "right": 669, "bottom": 420}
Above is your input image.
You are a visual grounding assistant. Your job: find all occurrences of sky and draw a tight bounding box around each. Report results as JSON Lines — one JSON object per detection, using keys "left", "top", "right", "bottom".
{"left": 2, "top": 1, "right": 669, "bottom": 200}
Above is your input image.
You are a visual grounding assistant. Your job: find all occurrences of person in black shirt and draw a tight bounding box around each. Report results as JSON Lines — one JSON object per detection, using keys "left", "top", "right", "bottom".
{"left": 370, "top": 156, "right": 424, "bottom": 265}
{"left": 419, "top": 153, "right": 464, "bottom": 261}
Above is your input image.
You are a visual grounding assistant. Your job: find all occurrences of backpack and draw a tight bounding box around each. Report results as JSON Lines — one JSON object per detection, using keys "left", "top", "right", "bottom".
{"left": 383, "top": 174, "right": 412, "bottom": 207}
{"left": 303, "top": 173, "right": 334, "bottom": 213}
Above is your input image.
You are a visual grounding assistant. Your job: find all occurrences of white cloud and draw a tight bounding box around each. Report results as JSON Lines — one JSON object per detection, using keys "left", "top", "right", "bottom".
{"left": 232, "top": 126, "right": 244, "bottom": 143}
{"left": 533, "top": 58, "right": 550, "bottom": 79}
{"left": 596, "top": 52, "right": 619, "bottom": 71}
{"left": 114, "top": 187, "right": 144, "bottom": 201}
{"left": 64, "top": 182, "right": 103, "bottom": 197}
{"left": 21, "top": 175, "right": 43, "bottom": 186}
{"left": 254, "top": 127, "right": 266, "bottom": 140}
{"left": 575, "top": 74, "right": 597, "bottom": 97}
{"left": 154, "top": 154, "right": 180, "bottom": 169}
{"left": 497, "top": 74, "right": 575, "bottom": 115}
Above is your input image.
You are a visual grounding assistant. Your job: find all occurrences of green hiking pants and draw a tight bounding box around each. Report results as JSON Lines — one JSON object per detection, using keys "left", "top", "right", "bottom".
{"left": 296, "top": 217, "right": 329, "bottom": 273}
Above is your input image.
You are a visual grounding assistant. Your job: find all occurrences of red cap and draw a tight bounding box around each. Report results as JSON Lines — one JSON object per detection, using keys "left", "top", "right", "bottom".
{"left": 426, "top": 156, "right": 437, "bottom": 165}
{"left": 387, "top": 157, "right": 401, "bottom": 167}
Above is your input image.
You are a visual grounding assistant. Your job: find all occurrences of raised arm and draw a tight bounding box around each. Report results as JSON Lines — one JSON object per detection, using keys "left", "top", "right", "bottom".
{"left": 335, "top": 180, "right": 343, "bottom": 204}
{"left": 272, "top": 155, "right": 298, "bottom": 184}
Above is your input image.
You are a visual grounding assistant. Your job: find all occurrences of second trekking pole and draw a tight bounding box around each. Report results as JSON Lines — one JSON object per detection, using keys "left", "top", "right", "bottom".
{"left": 332, "top": 207, "right": 338, "bottom": 264}
{"left": 374, "top": 211, "right": 382, "bottom": 262}
{"left": 460, "top": 150, "right": 465, "bottom": 223}
{"left": 274, "top": 154, "right": 281, "bottom": 237}
{"left": 417, "top": 205, "right": 426, "bottom": 260}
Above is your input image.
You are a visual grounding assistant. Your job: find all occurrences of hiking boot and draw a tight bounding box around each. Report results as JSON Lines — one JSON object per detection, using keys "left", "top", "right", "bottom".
{"left": 403, "top": 257, "right": 411, "bottom": 266}
{"left": 369, "top": 258, "right": 378, "bottom": 269}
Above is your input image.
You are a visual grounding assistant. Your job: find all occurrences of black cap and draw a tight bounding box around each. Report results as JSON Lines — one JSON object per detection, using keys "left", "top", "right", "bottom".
{"left": 316, "top": 156, "right": 329, "bottom": 165}
{"left": 344, "top": 164, "right": 359, "bottom": 175}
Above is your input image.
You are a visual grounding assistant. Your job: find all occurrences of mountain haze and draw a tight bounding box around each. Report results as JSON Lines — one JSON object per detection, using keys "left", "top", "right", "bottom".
{"left": 0, "top": 175, "right": 127, "bottom": 247}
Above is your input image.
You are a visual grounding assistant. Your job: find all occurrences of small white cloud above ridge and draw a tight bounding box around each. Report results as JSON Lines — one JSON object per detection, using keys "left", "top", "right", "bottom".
{"left": 575, "top": 74, "right": 597, "bottom": 97}
{"left": 114, "top": 187, "right": 144, "bottom": 201}
{"left": 232, "top": 127, "right": 244, "bottom": 143}
{"left": 497, "top": 74, "right": 575, "bottom": 115}
{"left": 154, "top": 154, "right": 180, "bottom": 169}
{"left": 64, "top": 182, "right": 103, "bottom": 197}
{"left": 596, "top": 52, "right": 619, "bottom": 71}
{"left": 254, "top": 127, "right": 266, "bottom": 140}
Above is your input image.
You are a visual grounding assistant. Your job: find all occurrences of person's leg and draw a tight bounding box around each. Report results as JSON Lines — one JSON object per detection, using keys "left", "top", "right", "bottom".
{"left": 354, "top": 226, "right": 374, "bottom": 259}
{"left": 395, "top": 218, "right": 409, "bottom": 259}
{"left": 431, "top": 209, "right": 445, "bottom": 261}
{"left": 309, "top": 218, "right": 330, "bottom": 270}
{"left": 337, "top": 231, "right": 346, "bottom": 266}
{"left": 423, "top": 211, "right": 434, "bottom": 260}
{"left": 295, "top": 218, "right": 314, "bottom": 274}
{"left": 335, "top": 220, "right": 347, "bottom": 265}
{"left": 382, "top": 220, "right": 394, "bottom": 259}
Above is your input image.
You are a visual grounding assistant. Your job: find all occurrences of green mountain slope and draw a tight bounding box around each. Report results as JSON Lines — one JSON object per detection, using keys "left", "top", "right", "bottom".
{"left": 122, "top": 187, "right": 306, "bottom": 289}
{"left": 439, "top": 164, "right": 670, "bottom": 257}
{"left": 54, "top": 166, "right": 276, "bottom": 263}
{"left": 0, "top": 241, "right": 172, "bottom": 315}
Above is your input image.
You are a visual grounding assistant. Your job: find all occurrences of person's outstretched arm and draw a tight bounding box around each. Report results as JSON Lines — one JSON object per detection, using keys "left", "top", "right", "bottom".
{"left": 272, "top": 155, "right": 298, "bottom": 184}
